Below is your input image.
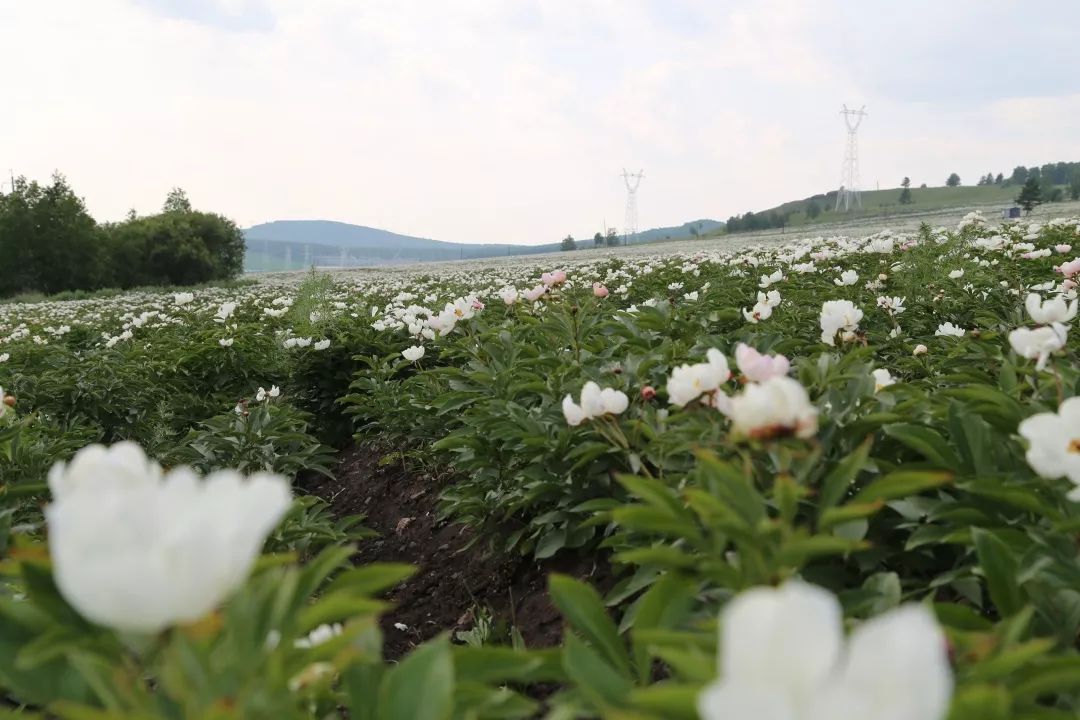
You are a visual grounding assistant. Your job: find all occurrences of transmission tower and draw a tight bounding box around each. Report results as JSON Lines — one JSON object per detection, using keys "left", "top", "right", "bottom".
{"left": 835, "top": 105, "right": 867, "bottom": 212}
{"left": 621, "top": 169, "right": 644, "bottom": 244}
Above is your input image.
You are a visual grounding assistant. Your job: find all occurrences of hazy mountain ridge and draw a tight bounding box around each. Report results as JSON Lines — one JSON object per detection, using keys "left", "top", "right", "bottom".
{"left": 243, "top": 218, "right": 724, "bottom": 271}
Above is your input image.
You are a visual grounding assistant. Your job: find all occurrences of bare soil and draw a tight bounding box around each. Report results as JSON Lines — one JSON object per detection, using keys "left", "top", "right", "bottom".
{"left": 301, "top": 447, "right": 612, "bottom": 660}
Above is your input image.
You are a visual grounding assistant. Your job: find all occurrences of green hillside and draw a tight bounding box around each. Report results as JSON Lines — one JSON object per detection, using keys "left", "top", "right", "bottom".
{"left": 743, "top": 184, "right": 1022, "bottom": 233}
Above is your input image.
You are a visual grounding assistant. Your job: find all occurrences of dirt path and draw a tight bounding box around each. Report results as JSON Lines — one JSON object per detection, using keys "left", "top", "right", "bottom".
{"left": 302, "top": 448, "right": 611, "bottom": 659}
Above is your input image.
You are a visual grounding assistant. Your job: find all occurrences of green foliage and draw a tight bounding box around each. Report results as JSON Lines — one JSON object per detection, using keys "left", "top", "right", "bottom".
{"left": 1016, "top": 176, "right": 1043, "bottom": 213}
{"left": 947, "top": 172, "right": 962, "bottom": 187}
{"left": 0, "top": 176, "right": 244, "bottom": 298}
{"left": 3, "top": 214, "right": 1080, "bottom": 715}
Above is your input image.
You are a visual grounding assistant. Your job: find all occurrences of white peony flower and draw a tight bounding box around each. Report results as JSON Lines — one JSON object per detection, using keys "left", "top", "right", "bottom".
{"left": 948, "top": 269, "right": 964, "bottom": 279}
{"left": 666, "top": 349, "right": 731, "bottom": 407}
{"left": 833, "top": 270, "right": 859, "bottom": 287}
{"left": 498, "top": 286, "right": 519, "bottom": 305}
{"left": 743, "top": 291, "right": 780, "bottom": 324}
{"left": 256, "top": 385, "right": 281, "bottom": 402}
{"left": 219, "top": 338, "right": 234, "bottom": 347}
{"left": 402, "top": 345, "right": 425, "bottom": 362}
{"left": 1024, "top": 293, "right": 1077, "bottom": 325}
{"left": 935, "top": 322, "right": 966, "bottom": 337}
{"left": 216, "top": 302, "right": 237, "bottom": 322}
{"left": 173, "top": 292, "right": 194, "bottom": 306}
{"left": 913, "top": 344, "right": 928, "bottom": 356}
{"left": 726, "top": 376, "right": 818, "bottom": 440}
{"left": 295, "top": 623, "right": 343, "bottom": 649}
{"left": 819, "top": 300, "right": 863, "bottom": 346}
{"left": 871, "top": 368, "right": 896, "bottom": 392}
{"left": 562, "top": 381, "right": 629, "bottom": 426}
{"left": 876, "top": 296, "right": 906, "bottom": 315}
{"left": 1017, "top": 397, "right": 1080, "bottom": 499}
{"left": 46, "top": 443, "right": 291, "bottom": 634}
{"left": 697, "top": 581, "right": 952, "bottom": 720}
{"left": 759, "top": 269, "right": 784, "bottom": 288}
{"left": 1009, "top": 324, "right": 1068, "bottom": 371}
{"left": 313, "top": 339, "right": 331, "bottom": 351}
{"left": 0, "top": 353, "right": 8, "bottom": 363}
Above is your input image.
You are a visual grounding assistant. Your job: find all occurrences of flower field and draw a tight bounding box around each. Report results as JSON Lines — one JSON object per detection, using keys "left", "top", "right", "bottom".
{"left": 2, "top": 211, "right": 1080, "bottom": 718}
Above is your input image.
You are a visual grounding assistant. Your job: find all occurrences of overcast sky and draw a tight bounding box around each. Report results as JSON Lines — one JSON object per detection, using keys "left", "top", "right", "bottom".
{"left": 2, "top": 0, "right": 1079, "bottom": 245}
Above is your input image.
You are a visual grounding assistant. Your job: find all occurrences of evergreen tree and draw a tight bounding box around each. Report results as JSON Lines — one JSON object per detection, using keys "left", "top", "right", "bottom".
{"left": 1016, "top": 176, "right": 1043, "bottom": 214}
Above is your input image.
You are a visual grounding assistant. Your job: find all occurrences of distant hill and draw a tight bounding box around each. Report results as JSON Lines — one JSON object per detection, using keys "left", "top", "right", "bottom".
{"left": 714, "top": 161, "right": 1080, "bottom": 236}
{"left": 243, "top": 218, "right": 724, "bottom": 271}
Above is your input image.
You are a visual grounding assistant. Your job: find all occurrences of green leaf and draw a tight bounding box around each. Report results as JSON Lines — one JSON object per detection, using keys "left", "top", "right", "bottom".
{"left": 627, "top": 685, "right": 701, "bottom": 720}
{"left": 326, "top": 563, "right": 415, "bottom": 597}
{"left": 378, "top": 635, "right": 454, "bottom": 720}
{"left": 778, "top": 535, "right": 868, "bottom": 566}
{"left": 972, "top": 527, "right": 1024, "bottom": 618}
{"left": 851, "top": 470, "right": 953, "bottom": 504}
{"left": 819, "top": 437, "right": 873, "bottom": 510}
{"left": 946, "top": 685, "right": 1011, "bottom": 720}
{"left": 616, "top": 474, "right": 687, "bottom": 518}
{"left": 629, "top": 573, "right": 696, "bottom": 682}
{"left": 548, "top": 574, "right": 631, "bottom": 679}
{"left": 534, "top": 528, "right": 567, "bottom": 559}
{"left": 452, "top": 647, "right": 564, "bottom": 685}
{"left": 883, "top": 423, "right": 961, "bottom": 470}
{"left": 560, "top": 633, "right": 632, "bottom": 710}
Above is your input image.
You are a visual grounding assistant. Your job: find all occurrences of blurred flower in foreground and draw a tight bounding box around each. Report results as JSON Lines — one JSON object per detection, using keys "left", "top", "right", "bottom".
{"left": 725, "top": 376, "right": 818, "bottom": 440}
{"left": 46, "top": 442, "right": 291, "bottom": 634}
{"left": 698, "top": 580, "right": 952, "bottom": 720}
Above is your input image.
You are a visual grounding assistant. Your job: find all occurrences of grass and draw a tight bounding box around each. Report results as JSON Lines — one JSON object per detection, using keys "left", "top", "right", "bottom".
{"left": 716, "top": 183, "right": 1068, "bottom": 235}
{"left": 0, "top": 277, "right": 260, "bottom": 306}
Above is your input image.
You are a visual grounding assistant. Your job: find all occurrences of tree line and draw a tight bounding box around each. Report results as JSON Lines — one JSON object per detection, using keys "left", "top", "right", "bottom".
{"left": 0, "top": 174, "right": 245, "bottom": 298}
{"left": 943, "top": 161, "right": 1080, "bottom": 200}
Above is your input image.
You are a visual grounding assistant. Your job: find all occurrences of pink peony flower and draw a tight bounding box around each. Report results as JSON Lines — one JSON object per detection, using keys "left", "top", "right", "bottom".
{"left": 593, "top": 283, "right": 609, "bottom": 298}
{"left": 1056, "top": 244, "right": 1073, "bottom": 254}
{"left": 523, "top": 285, "right": 547, "bottom": 302}
{"left": 1055, "top": 258, "right": 1080, "bottom": 278}
{"left": 541, "top": 270, "right": 567, "bottom": 287}
{"left": 734, "top": 343, "right": 791, "bottom": 383}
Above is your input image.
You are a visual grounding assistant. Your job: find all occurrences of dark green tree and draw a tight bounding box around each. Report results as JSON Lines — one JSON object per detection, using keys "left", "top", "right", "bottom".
{"left": 946, "top": 173, "right": 961, "bottom": 187}
{"left": 1070, "top": 170, "right": 1080, "bottom": 201}
{"left": 605, "top": 228, "right": 620, "bottom": 247}
{"left": 561, "top": 234, "right": 576, "bottom": 251}
{"left": 163, "top": 187, "right": 193, "bottom": 213}
{"left": 995, "top": 173, "right": 1004, "bottom": 184}
{"left": 0, "top": 174, "right": 105, "bottom": 296}
{"left": 1008, "top": 166, "right": 1028, "bottom": 186}
{"left": 1016, "top": 176, "right": 1043, "bottom": 214}
{"left": 805, "top": 200, "right": 822, "bottom": 219}
{"left": 592, "top": 232, "right": 603, "bottom": 248}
